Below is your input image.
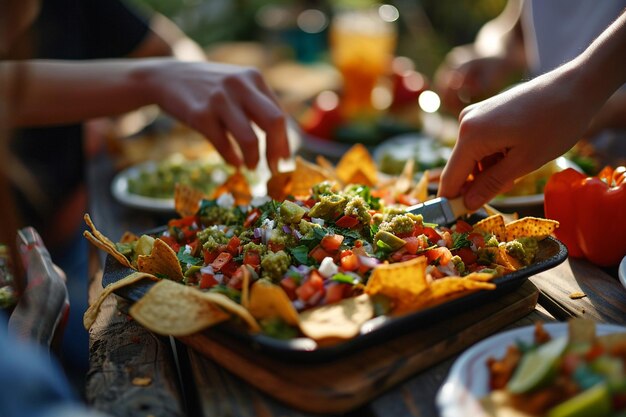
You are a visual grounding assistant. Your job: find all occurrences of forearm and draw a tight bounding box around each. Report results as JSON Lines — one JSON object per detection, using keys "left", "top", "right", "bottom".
{"left": 1, "top": 59, "right": 157, "bottom": 127}
{"left": 570, "top": 11, "right": 626, "bottom": 112}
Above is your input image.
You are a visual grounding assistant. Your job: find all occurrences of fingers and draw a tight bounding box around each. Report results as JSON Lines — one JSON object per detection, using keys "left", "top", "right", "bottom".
{"left": 200, "top": 114, "right": 243, "bottom": 168}
{"left": 438, "top": 142, "right": 478, "bottom": 201}
{"left": 217, "top": 98, "right": 261, "bottom": 170}
{"left": 239, "top": 80, "right": 290, "bottom": 173}
{"left": 462, "top": 152, "right": 524, "bottom": 210}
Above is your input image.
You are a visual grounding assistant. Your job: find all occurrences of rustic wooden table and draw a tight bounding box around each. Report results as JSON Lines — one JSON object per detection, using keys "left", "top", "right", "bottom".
{"left": 85, "top": 151, "right": 626, "bottom": 417}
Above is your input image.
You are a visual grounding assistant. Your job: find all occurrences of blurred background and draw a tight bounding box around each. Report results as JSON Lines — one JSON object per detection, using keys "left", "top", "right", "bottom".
{"left": 129, "top": 0, "right": 506, "bottom": 77}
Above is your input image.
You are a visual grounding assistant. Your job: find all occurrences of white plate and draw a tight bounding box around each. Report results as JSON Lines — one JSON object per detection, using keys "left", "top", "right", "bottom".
{"left": 111, "top": 122, "right": 301, "bottom": 213}
{"left": 619, "top": 255, "right": 626, "bottom": 290}
{"left": 435, "top": 322, "right": 626, "bottom": 417}
{"left": 111, "top": 160, "right": 271, "bottom": 213}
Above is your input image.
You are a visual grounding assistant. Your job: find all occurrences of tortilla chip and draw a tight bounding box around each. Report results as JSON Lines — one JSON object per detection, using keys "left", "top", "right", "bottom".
{"left": 429, "top": 277, "right": 496, "bottom": 299}
{"left": 129, "top": 280, "right": 230, "bottom": 336}
{"left": 484, "top": 204, "right": 519, "bottom": 224}
{"left": 84, "top": 271, "right": 158, "bottom": 330}
{"left": 201, "top": 292, "right": 261, "bottom": 332}
{"left": 408, "top": 169, "right": 429, "bottom": 203}
{"left": 315, "top": 155, "right": 342, "bottom": 183}
{"left": 175, "top": 183, "right": 206, "bottom": 218}
{"left": 291, "top": 156, "right": 333, "bottom": 197}
{"left": 365, "top": 256, "right": 429, "bottom": 313}
{"left": 465, "top": 271, "right": 499, "bottom": 282}
{"left": 335, "top": 144, "right": 377, "bottom": 186}
{"left": 240, "top": 265, "right": 252, "bottom": 309}
{"left": 346, "top": 167, "right": 376, "bottom": 187}
{"left": 299, "top": 294, "right": 374, "bottom": 340}
{"left": 505, "top": 217, "right": 559, "bottom": 241}
{"left": 393, "top": 159, "right": 414, "bottom": 194}
{"left": 473, "top": 214, "right": 506, "bottom": 242}
{"left": 137, "top": 238, "right": 184, "bottom": 282}
{"left": 83, "top": 214, "right": 133, "bottom": 269}
{"left": 248, "top": 279, "right": 299, "bottom": 326}
{"left": 212, "top": 170, "right": 252, "bottom": 205}
{"left": 267, "top": 171, "right": 293, "bottom": 201}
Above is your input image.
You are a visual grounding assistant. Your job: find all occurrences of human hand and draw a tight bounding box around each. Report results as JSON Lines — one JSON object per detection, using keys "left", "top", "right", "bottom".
{"left": 434, "top": 45, "right": 521, "bottom": 116}
{"left": 141, "top": 59, "right": 290, "bottom": 173}
{"left": 438, "top": 67, "right": 601, "bottom": 211}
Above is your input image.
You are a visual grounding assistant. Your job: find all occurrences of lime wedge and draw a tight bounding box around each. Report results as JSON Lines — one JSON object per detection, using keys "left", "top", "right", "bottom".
{"left": 546, "top": 383, "right": 611, "bottom": 417}
{"left": 507, "top": 336, "right": 568, "bottom": 394}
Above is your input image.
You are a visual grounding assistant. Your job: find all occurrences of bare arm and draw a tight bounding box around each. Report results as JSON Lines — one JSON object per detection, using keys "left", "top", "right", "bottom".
{"left": 0, "top": 59, "right": 290, "bottom": 172}
{"left": 439, "top": 10, "right": 626, "bottom": 210}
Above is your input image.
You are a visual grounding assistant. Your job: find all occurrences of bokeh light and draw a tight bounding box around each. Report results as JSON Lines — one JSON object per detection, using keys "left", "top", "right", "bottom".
{"left": 418, "top": 90, "right": 441, "bottom": 113}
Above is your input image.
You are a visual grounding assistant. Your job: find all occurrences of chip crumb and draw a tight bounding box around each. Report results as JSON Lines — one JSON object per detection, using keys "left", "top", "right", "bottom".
{"left": 132, "top": 377, "right": 152, "bottom": 387}
{"left": 569, "top": 291, "right": 586, "bottom": 300}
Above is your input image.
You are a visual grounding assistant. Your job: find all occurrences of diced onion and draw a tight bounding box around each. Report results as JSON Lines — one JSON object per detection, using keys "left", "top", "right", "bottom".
{"left": 358, "top": 255, "right": 380, "bottom": 269}
{"left": 318, "top": 257, "right": 338, "bottom": 278}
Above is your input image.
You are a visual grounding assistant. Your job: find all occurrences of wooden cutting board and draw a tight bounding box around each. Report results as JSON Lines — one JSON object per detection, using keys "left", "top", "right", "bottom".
{"left": 180, "top": 280, "right": 539, "bottom": 414}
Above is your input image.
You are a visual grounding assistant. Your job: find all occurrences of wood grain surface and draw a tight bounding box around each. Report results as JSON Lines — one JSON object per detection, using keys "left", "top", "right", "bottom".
{"left": 530, "top": 258, "right": 626, "bottom": 323}
{"left": 181, "top": 281, "right": 539, "bottom": 414}
{"left": 86, "top": 261, "right": 187, "bottom": 417}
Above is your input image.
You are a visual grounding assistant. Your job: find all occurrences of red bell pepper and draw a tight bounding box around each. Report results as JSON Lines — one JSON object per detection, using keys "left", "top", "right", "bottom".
{"left": 544, "top": 167, "right": 626, "bottom": 266}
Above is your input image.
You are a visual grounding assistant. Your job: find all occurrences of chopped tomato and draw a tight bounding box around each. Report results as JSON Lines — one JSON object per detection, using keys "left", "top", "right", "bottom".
{"left": 390, "top": 247, "right": 407, "bottom": 262}
{"left": 226, "top": 267, "right": 245, "bottom": 289}
{"left": 203, "top": 248, "right": 219, "bottom": 264}
{"left": 226, "top": 235, "right": 241, "bottom": 255}
{"left": 335, "top": 215, "right": 360, "bottom": 229}
{"left": 243, "top": 209, "right": 261, "bottom": 228}
{"left": 320, "top": 234, "right": 344, "bottom": 252}
{"left": 199, "top": 273, "right": 218, "bottom": 289}
{"left": 324, "top": 282, "right": 350, "bottom": 304}
{"left": 210, "top": 252, "right": 232, "bottom": 271}
{"left": 426, "top": 247, "right": 452, "bottom": 266}
{"left": 243, "top": 251, "right": 261, "bottom": 268}
{"left": 221, "top": 260, "right": 239, "bottom": 278}
{"left": 309, "top": 245, "right": 332, "bottom": 263}
{"left": 421, "top": 226, "right": 441, "bottom": 243}
{"left": 296, "top": 271, "right": 325, "bottom": 302}
{"left": 403, "top": 236, "right": 427, "bottom": 255}
{"left": 169, "top": 215, "right": 196, "bottom": 229}
{"left": 455, "top": 247, "right": 477, "bottom": 265}
{"left": 340, "top": 252, "right": 360, "bottom": 271}
{"left": 280, "top": 276, "right": 298, "bottom": 300}
{"left": 396, "top": 194, "right": 419, "bottom": 206}
{"left": 468, "top": 232, "right": 486, "bottom": 249}
{"left": 188, "top": 239, "right": 201, "bottom": 257}
{"left": 455, "top": 220, "right": 473, "bottom": 234}
{"left": 159, "top": 235, "right": 180, "bottom": 253}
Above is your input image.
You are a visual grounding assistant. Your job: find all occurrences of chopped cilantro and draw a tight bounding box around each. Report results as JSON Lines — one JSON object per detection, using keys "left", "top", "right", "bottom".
{"left": 176, "top": 247, "right": 203, "bottom": 266}
{"left": 289, "top": 245, "right": 312, "bottom": 265}
{"left": 451, "top": 232, "right": 471, "bottom": 250}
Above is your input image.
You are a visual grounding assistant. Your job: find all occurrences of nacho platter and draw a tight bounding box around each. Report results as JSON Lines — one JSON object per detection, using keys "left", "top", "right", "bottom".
{"left": 92, "top": 144, "right": 568, "bottom": 362}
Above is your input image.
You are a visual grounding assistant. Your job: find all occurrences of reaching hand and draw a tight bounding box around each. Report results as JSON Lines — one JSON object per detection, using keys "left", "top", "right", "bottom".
{"left": 438, "top": 66, "right": 600, "bottom": 210}
{"left": 142, "top": 60, "right": 291, "bottom": 173}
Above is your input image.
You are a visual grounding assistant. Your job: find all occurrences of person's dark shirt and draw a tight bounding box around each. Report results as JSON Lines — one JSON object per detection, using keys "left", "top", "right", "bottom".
{"left": 11, "top": 0, "right": 151, "bottom": 234}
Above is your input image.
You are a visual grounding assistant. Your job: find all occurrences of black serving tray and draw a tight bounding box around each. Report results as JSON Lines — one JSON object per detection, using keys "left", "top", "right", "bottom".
{"left": 102, "top": 221, "right": 568, "bottom": 363}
